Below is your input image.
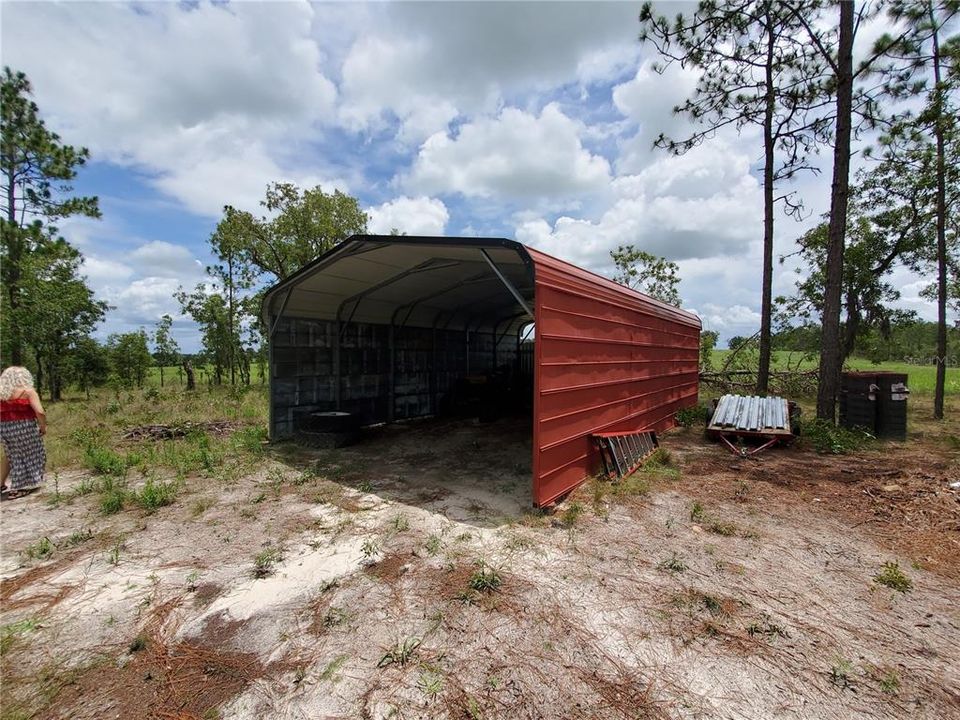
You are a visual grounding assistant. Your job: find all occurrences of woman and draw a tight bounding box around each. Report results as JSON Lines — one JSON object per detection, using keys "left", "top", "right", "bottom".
{"left": 0, "top": 366, "right": 46, "bottom": 498}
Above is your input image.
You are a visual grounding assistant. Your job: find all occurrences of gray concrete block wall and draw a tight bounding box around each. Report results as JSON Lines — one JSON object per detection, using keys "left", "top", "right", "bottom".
{"left": 271, "top": 318, "right": 522, "bottom": 438}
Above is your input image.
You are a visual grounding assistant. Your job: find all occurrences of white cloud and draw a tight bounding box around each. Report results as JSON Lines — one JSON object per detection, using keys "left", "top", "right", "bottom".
{"left": 367, "top": 197, "right": 449, "bottom": 236}
{"left": 81, "top": 256, "right": 135, "bottom": 286}
{"left": 3, "top": 1, "right": 340, "bottom": 217}
{"left": 337, "top": 2, "right": 643, "bottom": 143}
{"left": 128, "top": 241, "right": 205, "bottom": 279}
{"left": 90, "top": 277, "right": 186, "bottom": 334}
{"left": 696, "top": 303, "right": 763, "bottom": 332}
{"left": 404, "top": 104, "right": 611, "bottom": 201}
{"left": 612, "top": 60, "right": 701, "bottom": 174}
{"left": 515, "top": 139, "right": 761, "bottom": 272}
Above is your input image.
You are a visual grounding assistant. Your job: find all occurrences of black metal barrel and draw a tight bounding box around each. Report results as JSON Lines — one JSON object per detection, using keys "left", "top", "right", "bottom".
{"left": 874, "top": 372, "right": 908, "bottom": 440}
{"left": 839, "top": 372, "right": 879, "bottom": 432}
{"left": 839, "top": 371, "right": 908, "bottom": 440}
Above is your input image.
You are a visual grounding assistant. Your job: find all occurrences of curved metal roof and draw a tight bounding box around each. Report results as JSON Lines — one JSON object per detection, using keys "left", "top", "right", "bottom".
{"left": 262, "top": 235, "right": 700, "bottom": 335}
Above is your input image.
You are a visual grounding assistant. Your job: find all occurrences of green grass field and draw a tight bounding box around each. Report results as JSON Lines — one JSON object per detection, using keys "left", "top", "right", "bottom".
{"left": 713, "top": 350, "right": 959, "bottom": 395}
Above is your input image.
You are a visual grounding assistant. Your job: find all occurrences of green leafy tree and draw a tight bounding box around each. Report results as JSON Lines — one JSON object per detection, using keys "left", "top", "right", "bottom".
{"left": 610, "top": 245, "right": 682, "bottom": 306}
{"left": 700, "top": 330, "right": 720, "bottom": 372}
{"left": 66, "top": 336, "right": 110, "bottom": 399}
{"left": 152, "top": 314, "right": 181, "bottom": 388}
{"left": 638, "top": 0, "right": 831, "bottom": 395}
{"left": 213, "top": 182, "right": 368, "bottom": 281}
{"left": 868, "top": 0, "right": 960, "bottom": 418}
{"left": 1, "top": 67, "right": 100, "bottom": 365}
{"left": 779, "top": 219, "right": 915, "bottom": 364}
{"left": 108, "top": 330, "right": 153, "bottom": 389}
{"left": 175, "top": 288, "right": 240, "bottom": 386}
{"left": 208, "top": 219, "right": 259, "bottom": 385}
{"left": 10, "top": 238, "right": 107, "bottom": 400}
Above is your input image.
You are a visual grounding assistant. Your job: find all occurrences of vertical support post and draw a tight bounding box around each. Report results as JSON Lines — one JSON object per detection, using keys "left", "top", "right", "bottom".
{"left": 265, "top": 288, "right": 292, "bottom": 441}
{"left": 388, "top": 323, "right": 396, "bottom": 422}
{"left": 431, "top": 327, "right": 437, "bottom": 415}
{"left": 333, "top": 319, "right": 341, "bottom": 410}
{"left": 516, "top": 327, "right": 522, "bottom": 379}
{"left": 268, "top": 319, "right": 275, "bottom": 440}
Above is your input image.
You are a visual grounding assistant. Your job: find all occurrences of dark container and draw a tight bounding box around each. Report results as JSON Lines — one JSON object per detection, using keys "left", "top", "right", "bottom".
{"left": 839, "top": 372, "right": 879, "bottom": 432}
{"left": 839, "top": 371, "right": 909, "bottom": 440}
{"left": 875, "top": 372, "right": 908, "bottom": 440}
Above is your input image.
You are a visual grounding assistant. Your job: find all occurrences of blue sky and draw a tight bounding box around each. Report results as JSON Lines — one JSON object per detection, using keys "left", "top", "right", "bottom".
{"left": 2, "top": 1, "right": 945, "bottom": 352}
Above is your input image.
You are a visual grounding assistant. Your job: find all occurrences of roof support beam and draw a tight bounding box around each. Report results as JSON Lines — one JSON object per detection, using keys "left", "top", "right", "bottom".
{"left": 268, "top": 288, "right": 292, "bottom": 338}
{"left": 336, "top": 259, "right": 460, "bottom": 331}
{"left": 391, "top": 273, "right": 494, "bottom": 329}
{"left": 481, "top": 249, "right": 533, "bottom": 318}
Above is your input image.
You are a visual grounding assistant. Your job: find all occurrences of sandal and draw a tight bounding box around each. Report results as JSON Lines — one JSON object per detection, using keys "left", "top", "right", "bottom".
{"left": 0, "top": 487, "right": 39, "bottom": 501}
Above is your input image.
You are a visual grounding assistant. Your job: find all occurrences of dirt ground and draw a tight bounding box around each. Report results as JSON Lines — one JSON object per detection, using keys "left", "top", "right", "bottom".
{"left": 1, "top": 416, "right": 958, "bottom": 720}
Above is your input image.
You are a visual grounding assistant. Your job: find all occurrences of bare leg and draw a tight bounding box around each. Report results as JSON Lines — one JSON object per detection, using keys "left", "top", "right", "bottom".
{"left": 1, "top": 452, "right": 9, "bottom": 491}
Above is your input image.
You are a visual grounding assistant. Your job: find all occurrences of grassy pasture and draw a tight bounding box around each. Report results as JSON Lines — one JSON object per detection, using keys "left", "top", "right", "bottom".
{"left": 713, "top": 350, "right": 960, "bottom": 395}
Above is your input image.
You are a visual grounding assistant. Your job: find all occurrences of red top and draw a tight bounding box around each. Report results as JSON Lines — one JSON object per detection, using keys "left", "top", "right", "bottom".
{"left": 0, "top": 398, "right": 36, "bottom": 422}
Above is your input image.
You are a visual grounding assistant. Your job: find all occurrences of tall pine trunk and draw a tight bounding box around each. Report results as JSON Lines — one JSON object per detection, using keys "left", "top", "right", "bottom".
{"left": 5, "top": 160, "right": 22, "bottom": 366}
{"left": 757, "top": 8, "right": 776, "bottom": 396}
{"left": 816, "top": 0, "right": 855, "bottom": 422}
{"left": 930, "top": 2, "right": 947, "bottom": 420}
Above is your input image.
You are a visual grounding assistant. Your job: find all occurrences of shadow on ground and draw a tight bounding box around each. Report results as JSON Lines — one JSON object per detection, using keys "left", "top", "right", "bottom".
{"left": 267, "top": 416, "right": 536, "bottom": 528}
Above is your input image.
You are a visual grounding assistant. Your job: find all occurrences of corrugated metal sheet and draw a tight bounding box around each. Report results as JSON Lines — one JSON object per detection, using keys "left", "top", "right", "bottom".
{"left": 710, "top": 394, "right": 790, "bottom": 432}
{"left": 529, "top": 248, "right": 701, "bottom": 506}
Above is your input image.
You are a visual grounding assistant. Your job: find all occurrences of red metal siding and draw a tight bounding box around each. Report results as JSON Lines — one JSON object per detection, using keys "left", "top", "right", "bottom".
{"left": 529, "top": 249, "right": 701, "bottom": 507}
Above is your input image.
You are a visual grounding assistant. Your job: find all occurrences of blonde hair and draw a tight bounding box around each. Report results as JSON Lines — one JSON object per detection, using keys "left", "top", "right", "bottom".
{"left": 0, "top": 366, "right": 35, "bottom": 400}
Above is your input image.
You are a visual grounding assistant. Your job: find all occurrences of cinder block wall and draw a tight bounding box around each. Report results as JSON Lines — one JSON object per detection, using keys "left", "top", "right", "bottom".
{"left": 270, "top": 317, "right": 519, "bottom": 439}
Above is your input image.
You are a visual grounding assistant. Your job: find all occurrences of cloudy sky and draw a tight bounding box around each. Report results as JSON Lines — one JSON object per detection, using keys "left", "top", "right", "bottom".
{"left": 1, "top": 0, "right": 943, "bottom": 351}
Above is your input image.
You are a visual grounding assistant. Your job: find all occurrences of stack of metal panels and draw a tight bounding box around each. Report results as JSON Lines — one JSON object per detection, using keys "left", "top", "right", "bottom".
{"left": 710, "top": 394, "right": 790, "bottom": 433}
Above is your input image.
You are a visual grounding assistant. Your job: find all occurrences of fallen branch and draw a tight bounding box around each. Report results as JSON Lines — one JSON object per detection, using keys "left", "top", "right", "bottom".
{"left": 122, "top": 421, "right": 242, "bottom": 440}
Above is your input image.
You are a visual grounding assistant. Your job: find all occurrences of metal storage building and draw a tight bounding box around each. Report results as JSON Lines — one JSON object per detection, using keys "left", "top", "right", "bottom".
{"left": 262, "top": 235, "right": 701, "bottom": 507}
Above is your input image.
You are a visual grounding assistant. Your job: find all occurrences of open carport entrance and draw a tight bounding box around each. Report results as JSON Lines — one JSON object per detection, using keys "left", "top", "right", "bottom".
{"left": 263, "top": 236, "right": 537, "bottom": 494}
{"left": 264, "top": 235, "right": 702, "bottom": 508}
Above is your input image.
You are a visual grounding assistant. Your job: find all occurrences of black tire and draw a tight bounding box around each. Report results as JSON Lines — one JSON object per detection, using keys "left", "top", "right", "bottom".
{"left": 705, "top": 398, "right": 718, "bottom": 426}
{"left": 300, "top": 411, "right": 360, "bottom": 434}
{"left": 789, "top": 404, "right": 802, "bottom": 437}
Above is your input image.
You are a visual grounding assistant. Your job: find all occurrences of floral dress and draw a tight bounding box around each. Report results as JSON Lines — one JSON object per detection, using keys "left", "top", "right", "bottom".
{"left": 0, "top": 398, "right": 45, "bottom": 491}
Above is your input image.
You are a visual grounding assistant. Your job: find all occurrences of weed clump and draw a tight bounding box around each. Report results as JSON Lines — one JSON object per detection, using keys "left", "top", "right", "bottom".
{"left": 458, "top": 561, "right": 503, "bottom": 605}
{"left": 84, "top": 446, "right": 126, "bottom": 477}
{"left": 558, "top": 501, "right": 584, "bottom": 529}
{"left": 657, "top": 553, "right": 687, "bottom": 573}
{"left": 874, "top": 561, "right": 912, "bottom": 592}
{"left": 425, "top": 535, "right": 442, "bottom": 556}
{"left": 25, "top": 537, "right": 54, "bottom": 560}
{"left": 133, "top": 478, "right": 179, "bottom": 512}
{"left": 62, "top": 529, "right": 94, "bottom": 548}
{"left": 233, "top": 426, "right": 267, "bottom": 456}
{"left": 689, "top": 501, "right": 706, "bottom": 522}
{"left": 320, "top": 655, "right": 348, "bottom": 681}
{"left": 675, "top": 405, "right": 710, "bottom": 427}
{"left": 253, "top": 547, "right": 283, "bottom": 578}
{"left": 0, "top": 618, "right": 39, "bottom": 656}
{"left": 99, "top": 478, "right": 128, "bottom": 515}
{"left": 829, "top": 658, "right": 854, "bottom": 688}
{"left": 803, "top": 419, "right": 874, "bottom": 455}
{"left": 468, "top": 562, "right": 502, "bottom": 593}
{"left": 377, "top": 637, "right": 421, "bottom": 668}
